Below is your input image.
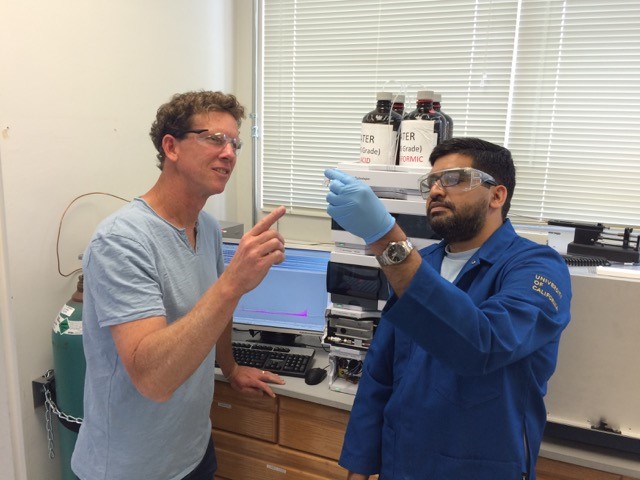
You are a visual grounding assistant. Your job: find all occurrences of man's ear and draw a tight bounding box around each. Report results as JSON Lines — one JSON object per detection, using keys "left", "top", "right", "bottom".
{"left": 161, "top": 134, "right": 180, "bottom": 164}
{"left": 490, "top": 184, "right": 508, "bottom": 209}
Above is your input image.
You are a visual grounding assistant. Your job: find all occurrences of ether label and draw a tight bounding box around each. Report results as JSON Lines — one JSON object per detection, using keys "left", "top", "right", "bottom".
{"left": 360, "top": 123, "right": 397, "bottom": 165}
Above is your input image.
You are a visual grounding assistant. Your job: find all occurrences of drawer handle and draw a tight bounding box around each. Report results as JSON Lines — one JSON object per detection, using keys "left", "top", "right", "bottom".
{"left": 266, "top": 464, "right": 287, "bottom": 474}
{"left": 217, "top": 402, "right": 232, "bottom": 409}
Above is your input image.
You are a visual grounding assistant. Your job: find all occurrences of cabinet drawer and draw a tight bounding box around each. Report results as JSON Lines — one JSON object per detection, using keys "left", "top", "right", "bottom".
{"left": 214, "top": 429, "right": 347, "bottom": 480}
{"left": 536, "top": 457, "right": 624, "bottom": 480}
{"left": 279, "top": 396, "right": 349, "bottom": 461}
{"left": 211, "top": 381, "right": 278, "bottom": 442}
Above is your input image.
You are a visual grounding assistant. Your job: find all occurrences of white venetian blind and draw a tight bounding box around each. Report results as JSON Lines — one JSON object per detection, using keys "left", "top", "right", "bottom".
{"left": 260, "top": 0, "right": 640, "bottom": 226}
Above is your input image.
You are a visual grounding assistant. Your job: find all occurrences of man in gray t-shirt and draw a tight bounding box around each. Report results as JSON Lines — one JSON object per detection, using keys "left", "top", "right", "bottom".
{"left": 71, "top": 91, "right": 287, "bottom": 480}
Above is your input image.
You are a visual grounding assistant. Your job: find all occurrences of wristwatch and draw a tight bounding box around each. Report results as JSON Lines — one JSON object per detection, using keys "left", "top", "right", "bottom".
{"left": 376, "top": 239, "right": 414, "bottom": 266}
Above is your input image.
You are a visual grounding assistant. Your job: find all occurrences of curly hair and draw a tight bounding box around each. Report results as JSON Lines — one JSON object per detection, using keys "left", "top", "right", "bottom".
{"left": 429, "top": 137, "right": 516, "bottom": 219}
{"left": 149, "top": 91, "right": 246, "bottom": 170}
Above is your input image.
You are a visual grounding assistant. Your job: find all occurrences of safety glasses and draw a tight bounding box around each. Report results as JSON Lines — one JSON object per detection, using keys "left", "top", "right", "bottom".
{"left": 181, "top": 129, "right": 243, "bottom": 153}
{"left": 418, "top": 167, "right": 497, "bottom": 199}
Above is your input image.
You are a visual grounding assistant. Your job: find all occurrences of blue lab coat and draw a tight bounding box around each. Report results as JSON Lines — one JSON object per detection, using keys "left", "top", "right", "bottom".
{"left": 339, "top": 220, "right": 572, "bottom": 480}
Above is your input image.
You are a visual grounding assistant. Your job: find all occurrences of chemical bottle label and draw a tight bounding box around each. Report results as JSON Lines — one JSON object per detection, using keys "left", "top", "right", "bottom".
{"left": 360, "top": 123, "right": 397, "bottom": 165}
{"left": 399, "top": 120, "right": 437, "bottom": 166}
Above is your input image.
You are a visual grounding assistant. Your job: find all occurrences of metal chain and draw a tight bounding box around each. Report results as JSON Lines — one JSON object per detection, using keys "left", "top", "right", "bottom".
{"left": 44, "top": 394, "right": 55, "bottom": 459}
{"left": 44, "top": 387, "right": 83, "bottom": 425}
{"left": 43, "top": 370, "right": 56, "bottom": 459}
{"left": 41, "top": 369, "right": 83, "bottom": 459}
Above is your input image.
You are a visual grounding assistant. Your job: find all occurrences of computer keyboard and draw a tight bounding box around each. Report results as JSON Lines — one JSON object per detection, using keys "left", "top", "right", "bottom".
{"left": 230, "top": 341, "right": 315, "bottom": 378}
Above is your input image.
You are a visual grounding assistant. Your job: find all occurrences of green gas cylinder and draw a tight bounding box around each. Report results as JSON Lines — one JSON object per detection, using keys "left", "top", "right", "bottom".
{"left": 51, "top": 274, "right": 86, "bottom": 480}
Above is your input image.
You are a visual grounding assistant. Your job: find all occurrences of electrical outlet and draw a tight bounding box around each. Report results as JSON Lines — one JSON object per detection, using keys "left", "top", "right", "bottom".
{"left": 32, "top": 372, "right": 55, "bottom": 408}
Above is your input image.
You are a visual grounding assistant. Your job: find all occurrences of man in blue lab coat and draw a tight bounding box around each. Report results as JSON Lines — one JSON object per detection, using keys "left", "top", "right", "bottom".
{"left": 325, "top": 137, "right": 572, "bottom": 480}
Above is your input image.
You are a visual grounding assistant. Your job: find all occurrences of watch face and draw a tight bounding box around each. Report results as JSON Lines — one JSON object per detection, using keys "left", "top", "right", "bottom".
{"left": 388, "top": 243, "right": 407, "bottom": 262}
{"left": 377, "top": 240, "right": 413, "bottom": 266}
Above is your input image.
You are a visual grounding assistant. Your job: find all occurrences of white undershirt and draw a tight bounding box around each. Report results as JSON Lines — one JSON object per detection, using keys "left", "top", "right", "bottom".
{"left": 440, "top": 246, "right": 480, "bottom": 283}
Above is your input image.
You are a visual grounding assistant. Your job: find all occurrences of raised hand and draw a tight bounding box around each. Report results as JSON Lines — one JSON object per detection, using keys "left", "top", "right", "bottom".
{"left": 223, "top": 206, "right": 287, "bottom": 294}
{"left": 325, "top": 169, "right": 395, "bottom": 244}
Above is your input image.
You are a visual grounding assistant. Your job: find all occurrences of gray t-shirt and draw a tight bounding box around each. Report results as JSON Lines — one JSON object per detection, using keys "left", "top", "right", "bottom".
{"left": 71, "top": 198, "right": 224, "bottom": 480}
{"left": 440, "top": 246, "right": 479, "bottom": 283}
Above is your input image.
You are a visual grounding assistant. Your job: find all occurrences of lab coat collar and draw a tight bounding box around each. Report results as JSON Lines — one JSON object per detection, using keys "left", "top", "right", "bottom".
{"left": 430, "top": 218, "right": 519, "bottom": 267}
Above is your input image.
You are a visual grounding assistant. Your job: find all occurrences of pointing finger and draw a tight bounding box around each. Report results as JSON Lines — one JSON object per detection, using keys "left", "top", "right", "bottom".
{"left": 248, "top": 206, "right": 286, "bottom": 236}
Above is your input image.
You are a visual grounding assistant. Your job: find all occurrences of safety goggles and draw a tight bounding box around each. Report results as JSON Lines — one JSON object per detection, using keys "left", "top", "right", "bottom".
{"left": 181, "top": 129, "right": 243, "bottom": 153}
{"left": 418, "top": 167, "right": 497, "bottom": 199}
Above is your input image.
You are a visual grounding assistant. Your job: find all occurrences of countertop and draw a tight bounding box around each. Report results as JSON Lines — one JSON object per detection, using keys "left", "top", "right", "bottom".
{"left": 216, "top": 333, "right": 640, "bottom": 478}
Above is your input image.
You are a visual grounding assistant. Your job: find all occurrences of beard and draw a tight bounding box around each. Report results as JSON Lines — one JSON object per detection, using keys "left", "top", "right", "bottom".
{"left": 428, "top": 196, "right": 489, "bottom": 243}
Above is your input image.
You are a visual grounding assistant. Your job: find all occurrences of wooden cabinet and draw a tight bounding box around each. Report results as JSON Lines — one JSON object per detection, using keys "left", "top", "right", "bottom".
{"left": 211, "top": 381, "right": 636, "bottom": 480}
{"left": 210, "top": 381, "right": 278, "bottom": 443}
{"left": 279, "top": 396, "right": 350, "bottom": 461}
{"left": 536, "top": 457, "right": 639, "bottom": 480}
{"left": 211, "top": 381, "right": 360, "bottom": 480}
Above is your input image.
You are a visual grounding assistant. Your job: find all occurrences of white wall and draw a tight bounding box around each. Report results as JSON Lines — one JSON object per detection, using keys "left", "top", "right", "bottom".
{"left": 0, "top": 183, "right": 17, "bottom": 477}
{"left": 0, "top": 1, "right": 242, "bottom": 478}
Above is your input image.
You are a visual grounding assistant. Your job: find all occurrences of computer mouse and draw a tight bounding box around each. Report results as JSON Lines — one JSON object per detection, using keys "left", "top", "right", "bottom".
{"left": 304, "top": 367, "right": 327, "bottom": 386}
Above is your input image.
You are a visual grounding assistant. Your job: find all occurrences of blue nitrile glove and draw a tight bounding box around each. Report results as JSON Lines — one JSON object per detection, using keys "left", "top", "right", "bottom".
{"left": 325, "top": 168, "right": 395, "bottom": 244}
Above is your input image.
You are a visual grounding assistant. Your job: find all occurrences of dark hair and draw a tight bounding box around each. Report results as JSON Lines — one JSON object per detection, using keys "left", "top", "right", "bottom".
{"left": 429, "top": 137, "right": 516, "bottom": 219}
{"left": 149, "top": 91, "right": 246, "bottom": 170}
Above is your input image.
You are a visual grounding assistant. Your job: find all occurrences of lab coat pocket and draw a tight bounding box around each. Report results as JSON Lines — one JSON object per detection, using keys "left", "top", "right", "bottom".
{"left": 432, "top": 362, "right": 503, "bottom": 409}
{"left": 433, "top": 451, "right": 521, "bottom": 479}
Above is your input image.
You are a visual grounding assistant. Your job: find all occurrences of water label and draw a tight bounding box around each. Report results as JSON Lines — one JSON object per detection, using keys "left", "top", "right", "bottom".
{"left": 360, "top": 123, "right": 397, "bottom": 165}
{"left": 399, "top": 120, "right": 437, "bottom": 166}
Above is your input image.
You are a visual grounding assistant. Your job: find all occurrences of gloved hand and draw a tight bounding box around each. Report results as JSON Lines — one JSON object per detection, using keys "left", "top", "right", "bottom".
{"left": 325, "top": 168, "right": 395, "bottom": 244}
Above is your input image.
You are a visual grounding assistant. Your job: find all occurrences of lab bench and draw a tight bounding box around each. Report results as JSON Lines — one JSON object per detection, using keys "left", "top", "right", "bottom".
{"left": 212, "top": 343, "right": 640, "bottom": 479}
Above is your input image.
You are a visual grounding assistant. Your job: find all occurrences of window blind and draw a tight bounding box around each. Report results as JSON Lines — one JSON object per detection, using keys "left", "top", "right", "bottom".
{"left": 260, "top": 0, "right": 640, "bottom": 227}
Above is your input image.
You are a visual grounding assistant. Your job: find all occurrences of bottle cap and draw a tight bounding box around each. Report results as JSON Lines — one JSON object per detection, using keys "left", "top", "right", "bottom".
{"left": 376, "top": 92, "right": 393, "bottom": 101}
{"left": 417, "top": 90, "right": 435, "bottom": 100}
{"left": 392, "top": 93, "right": 405, "bottom": 103}
{"left": 433, "top": 92, "right": 442, "bottom": 102}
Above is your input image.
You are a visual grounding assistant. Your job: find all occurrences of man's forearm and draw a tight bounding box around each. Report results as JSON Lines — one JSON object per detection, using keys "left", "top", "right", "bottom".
{"left": 112, "top": 276, "right": 240, "bottom": 401}
{"left": 215, "top": 320, "right": 238, "bottom": 379}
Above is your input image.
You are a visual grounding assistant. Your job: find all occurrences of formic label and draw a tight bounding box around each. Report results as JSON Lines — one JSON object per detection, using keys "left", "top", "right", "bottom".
{"left": 398, "top": 120, "right": 437, "bottom": 166}
{"left": 360, "top": 123, "right": 398, "bottom": 165}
